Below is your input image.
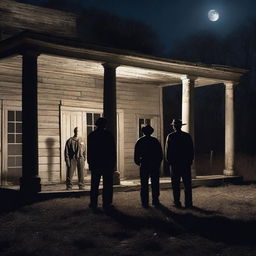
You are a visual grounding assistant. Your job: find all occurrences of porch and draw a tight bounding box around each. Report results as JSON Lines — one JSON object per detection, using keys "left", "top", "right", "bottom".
{"left": 1, "top": 175, "right": 242, "bottom": 199}
{"left": 0, "top": 31, "right": 247, "bottom": 193}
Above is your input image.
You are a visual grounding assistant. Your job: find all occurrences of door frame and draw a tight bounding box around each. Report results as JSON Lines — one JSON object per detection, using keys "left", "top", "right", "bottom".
{"left": 60, "top": 105, "right": 124, "bottom": 181}
{"left": 135, "top": 114, "right": 159, "bottom": 140}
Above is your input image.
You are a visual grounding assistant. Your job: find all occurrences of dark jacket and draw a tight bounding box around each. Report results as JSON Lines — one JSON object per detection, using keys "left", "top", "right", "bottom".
{"left": 87, "top": 129, "right": 116, "bottom": 170}
{"left": 134, "top": 135, "right": 163, "bottom": 169}
{"left": 165, "top": 130, "right": 194, "bottom": 166}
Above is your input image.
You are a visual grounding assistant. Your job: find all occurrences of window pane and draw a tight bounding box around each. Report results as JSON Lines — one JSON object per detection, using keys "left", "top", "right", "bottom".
{"left": 16, "top": 156, "right": 22, "bottom": 166}
{"left": 8, "top": 134, "right": 15, "bottom": 143}
{"left": 94, "top": 113, "right": 100, "bottom": 122}
{"left": 16, "top": 123, "right": 22, "bottom": 133}
{"left": 8, "top": 157, "right": 16, "bottom": 167}
{"left": 87, "top": 126, "right": 93, "bottom": 135}
{"left": 16, "top": 111, "right": 22, "bottom": 121}
{"left": 87, "top": 113, "right": 92, "bottom": 125}
{"left": 8, "top": 111, "right": 14, "bottom": 121}
{"left": 8, "top": 123, "right": 15, "bottom": 133}
{"left": 8, "top": 144, "right": 22, "bottom": 155}
{"left": 16, "top": 134, "right": 22, "bottom": 143}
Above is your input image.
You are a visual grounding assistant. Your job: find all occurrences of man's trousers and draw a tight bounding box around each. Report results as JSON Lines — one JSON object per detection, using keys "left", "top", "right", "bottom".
{"left": 90, "top": 169, "right": 113, "bottom": 208}
{"left": 170, "top": 164, "right": 192, "bottom": 207}
{"left": 66, "top": 158, "right": 85, "bottom": 188}
{"left": 140, "top": 167, "right": 160, "bottom": 206}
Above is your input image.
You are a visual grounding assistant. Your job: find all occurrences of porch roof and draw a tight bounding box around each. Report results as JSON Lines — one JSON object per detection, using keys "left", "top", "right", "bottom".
{"left": 0, "top": 31, "right": 247, "bottom": 87}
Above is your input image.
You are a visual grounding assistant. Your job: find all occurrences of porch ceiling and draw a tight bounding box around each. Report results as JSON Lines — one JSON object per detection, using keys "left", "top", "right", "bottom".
{"left": 0, "top": 31, "right": 247, "bottom": 87}
{"left": 39, "top": 55, "right": 222, "bottom": 87}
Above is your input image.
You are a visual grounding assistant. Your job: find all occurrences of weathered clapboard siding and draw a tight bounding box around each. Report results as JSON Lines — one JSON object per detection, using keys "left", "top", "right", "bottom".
{"left": 39, "top": 157, "right": 60, "bottom": 165}
{"left": 37, "top": 55, "right": 103, "bottom": 182}
{"left": 117, "top": 80, "right": 161, "bottom": 178}
{"left": 0, "top": 0, "right": 77, "bottom": 37}
{"left": 38, "top": 55, "right": 160, "bottom": 180}
{"left": 0, "top": 57, "right": 22, "bottom": 104}
{"left": 39, "top": 148, "right": 60, "bottom": 157}
{"left": 0, "top": 54, "right": 161, "bottom": 182}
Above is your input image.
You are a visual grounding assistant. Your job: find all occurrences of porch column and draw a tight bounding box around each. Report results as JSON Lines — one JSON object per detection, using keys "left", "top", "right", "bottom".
{"left": 20, "top": 50, "right": 41, "bottom": 193}
{"left": 224, "top": 81, "right": 235, "bottom": 176}
{"left": 181, "top": 75, "right": 196, "bottom": 178}
{"left": 102, "top": 63, "right": 120, "bottom": 185}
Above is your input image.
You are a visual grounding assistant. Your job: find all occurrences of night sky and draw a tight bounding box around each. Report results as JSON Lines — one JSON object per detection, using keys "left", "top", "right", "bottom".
{"left": 18, "top": 0, "right": 256, "bottom": 52}
{"left": 15, "top": 0, "right": 256, "bottom": 176}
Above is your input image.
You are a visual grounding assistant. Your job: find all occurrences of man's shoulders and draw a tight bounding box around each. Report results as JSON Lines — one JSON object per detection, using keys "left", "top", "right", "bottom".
{"left": 89, "top": 130, "right": 114, "bottom": 139}
{"left": 88, "top": 131, "right": 94, "bottom": 136}
{"left": 167, "top": 131, "right": 176, "bottom": 138}
{"left": 181, "top": 131, "right": 192, "bottom": 138}
{"left": 66, "top": 137, "right": 73, "bottom": 143}
{"left": 135, "top": 136, "right": 144, "bottom": 145}
{"left": 168, "top": 131, "right": 190, "bottom": 136}
{"left": 151, "top": 136, "right": 161, "bottom": 144}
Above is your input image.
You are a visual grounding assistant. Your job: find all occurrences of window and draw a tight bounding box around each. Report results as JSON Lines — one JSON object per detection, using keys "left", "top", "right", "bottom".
{"left": 86, "top": 112, "right": 102, "bottom": 136}
{"left": 138, "top": 118, "right": 151, "bottom": 137}
{"left": 7, "top": 110, "right": 22, "bottom": 184}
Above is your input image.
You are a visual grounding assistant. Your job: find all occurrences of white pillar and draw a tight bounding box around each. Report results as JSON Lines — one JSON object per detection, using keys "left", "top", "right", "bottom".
{"left": 224, "top": 81, "right": 235, "bottom": 176}
{"left": 181, "top": 75, "right": 196, "bottom": 178}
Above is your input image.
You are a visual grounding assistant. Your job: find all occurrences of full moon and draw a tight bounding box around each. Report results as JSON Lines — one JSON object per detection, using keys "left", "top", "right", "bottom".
{"left": 208, "top": 10, "right": 219, "bottom": 22}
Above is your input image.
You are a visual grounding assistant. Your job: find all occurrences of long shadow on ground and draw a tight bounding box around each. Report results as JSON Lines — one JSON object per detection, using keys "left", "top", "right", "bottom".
{"left": 158, "top": 205, "right": 256, "bottom": 246}
{"left": 1, "top": 189, "right": 256, "bottom": 248}
{"left": 103, "top": 206, "right": 181, "bottom": 237}
{"left": 105, "top": 205, "right": 256, "bottom": 247}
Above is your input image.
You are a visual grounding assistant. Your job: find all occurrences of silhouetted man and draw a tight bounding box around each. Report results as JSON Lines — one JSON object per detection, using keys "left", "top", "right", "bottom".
{"left": 65, "top": 127, "right": 86, "bottom": 190}
{"left": 134, "top": 125, "right": 163, "bottom": 208}
{"left": 165, "top": 119, "right": 194, "bottom": 208}
{"left": 87, "top": 117, "right": 116, "bottom": 210}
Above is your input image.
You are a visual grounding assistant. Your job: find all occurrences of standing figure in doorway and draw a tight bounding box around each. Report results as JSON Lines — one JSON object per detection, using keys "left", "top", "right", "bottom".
{"left": 87, "top": 117, "right": 116, "bottom": 210}
{"left": 134, "top": 125, "right": 163, "bottom": 208}
{"left": 65, "top": 127, "right": 86, "bottom": 190}
{"left": 165, "top": 119, "right": 194, "bottom": 208}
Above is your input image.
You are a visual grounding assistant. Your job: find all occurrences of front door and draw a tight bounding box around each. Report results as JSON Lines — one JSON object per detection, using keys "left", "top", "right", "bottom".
{"left": 60, "top": 107, "right": 123, "bottom": 181}
{"left": 61, "top": 110, "right": 85, "bottom": 181}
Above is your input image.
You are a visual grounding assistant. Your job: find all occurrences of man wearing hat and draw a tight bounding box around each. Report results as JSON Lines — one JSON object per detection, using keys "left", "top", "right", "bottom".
{"left": 134, "top": 125, "right": 163, "bottom": 208}
{"left": 165, "top": 119, "right": 194, "bottom": 208}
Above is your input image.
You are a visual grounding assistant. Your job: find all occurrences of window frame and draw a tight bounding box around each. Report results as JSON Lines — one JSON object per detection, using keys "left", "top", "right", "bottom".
{"left": 136, "top": 114, "right": 159, "bottom": 140}
{"left": 2, "top": 100, "right": 22, "bottom": 186}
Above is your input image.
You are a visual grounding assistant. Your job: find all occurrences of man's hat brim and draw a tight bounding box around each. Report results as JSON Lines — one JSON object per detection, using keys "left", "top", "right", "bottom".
{"left": 171, "top": 122, "right": 186, "bottom": 126}
{"left": 171, "top": 119, "right": 186, "bottom": 126}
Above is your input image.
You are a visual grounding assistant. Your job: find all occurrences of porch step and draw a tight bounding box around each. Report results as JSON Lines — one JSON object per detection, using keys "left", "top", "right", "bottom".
{"left": 1, "top": 175, "right": 243, "bottom": 201}
{"left": 36, "top": 175, "right": 243, "bottom": 200}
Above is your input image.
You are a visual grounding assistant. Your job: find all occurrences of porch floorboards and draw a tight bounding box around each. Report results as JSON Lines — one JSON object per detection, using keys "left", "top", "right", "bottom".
{"left": 1, "top": 175, "right": 243, "bottom": 199}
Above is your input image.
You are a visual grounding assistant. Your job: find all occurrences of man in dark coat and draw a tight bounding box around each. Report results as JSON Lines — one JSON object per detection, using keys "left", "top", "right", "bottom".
{"left": 87, "top": 117, "right": 116, "bottom": 209}
{"left": 64, "top": 127, "right": 86, "bottom": 190}
{"left": 165, "top": 119, "right": 194, "bottom": 208}
{"left": 134, "top": 125, "right": 163, "bottom": 208}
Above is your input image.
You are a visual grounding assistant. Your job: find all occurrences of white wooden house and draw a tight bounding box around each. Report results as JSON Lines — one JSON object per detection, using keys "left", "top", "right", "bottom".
{"left": 0, "top": 1, "right": 246, "bottom": 192}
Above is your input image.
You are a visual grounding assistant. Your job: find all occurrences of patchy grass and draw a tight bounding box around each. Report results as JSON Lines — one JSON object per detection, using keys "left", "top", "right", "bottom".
{"left": 0, "top": 185, "right": 256, "bottom": 256}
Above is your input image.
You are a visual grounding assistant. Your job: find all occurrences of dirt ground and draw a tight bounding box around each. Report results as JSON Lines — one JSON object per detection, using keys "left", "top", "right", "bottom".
{"left": 0, "top": 184, "right": 256, "bottom": 256}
